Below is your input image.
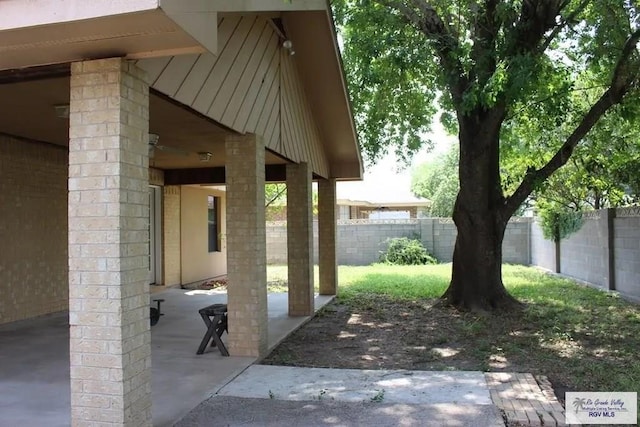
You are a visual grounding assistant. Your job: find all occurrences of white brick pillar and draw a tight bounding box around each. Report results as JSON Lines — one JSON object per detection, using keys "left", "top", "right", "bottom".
{"left": 68, "top": 58, "right": 152, "bottom": 426}
{"left": 286, "top": 162, "right": 314, "bottom": 315}
{"left": 318, "top": 178, "right": 337, "bottom": 295}
{"left": 225, "top": 134, "right": 268, "bottom": 357}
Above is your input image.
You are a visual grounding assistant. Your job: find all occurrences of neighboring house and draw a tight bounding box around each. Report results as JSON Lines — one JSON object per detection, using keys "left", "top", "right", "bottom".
{"left": 0, "top": 1, "right": 361, "bottom": 425}
{"left": 337, "top": 198, "right": 431, "bottom": 220}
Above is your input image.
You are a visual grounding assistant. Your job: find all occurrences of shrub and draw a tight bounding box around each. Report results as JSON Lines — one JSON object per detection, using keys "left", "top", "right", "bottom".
{"left": 379, "top": 237, "right": 437, "bottom": 265}
{"left": 538, "top": 204, "right": 583, "bottom": 242}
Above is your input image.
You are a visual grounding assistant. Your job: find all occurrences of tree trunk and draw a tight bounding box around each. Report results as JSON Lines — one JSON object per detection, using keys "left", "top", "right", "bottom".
{"left": 443, "top": 208, "right": 521, "bottom": 311}
{"left": 441, "top": 113, "right": 522, "bottom": 312}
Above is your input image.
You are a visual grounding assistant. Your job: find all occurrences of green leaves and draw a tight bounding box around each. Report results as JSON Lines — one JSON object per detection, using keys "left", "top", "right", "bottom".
{"left": 333, "top": 0, "right": 439, "bottom": 162}
{"left": 537, "top": 201, "right": 584, "bottom": 242}
{"left": 335, "top": 0, "right": 640, "bottom": 220}
{"left": 379, "top": 237, "right": 437, "bottom": 265}
{"left": 410, "top": 144, "right": 459, "bottom": 217}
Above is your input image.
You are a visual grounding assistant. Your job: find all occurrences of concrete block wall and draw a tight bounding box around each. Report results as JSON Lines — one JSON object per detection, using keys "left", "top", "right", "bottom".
{"left": 503, "top": 220, "right": 531, "bottom": 264}
{"left": 559, "top": 212, "right": 609, "bottom": 289}
{"left": 613, "top": 208, "right": 640, "bottom": 299}
{"left": 266, "top": 222, "right": 289, "bottom": 264}
{"left": 266, "top": 218, "right": 532, "bottom": 266}
{"left": 530, "top": 220, "right": 556, "bottom": 271}
{"left": 429, "top": 219, "right": 457, "bottom": 262}
{"left": 528, "top": 207, "right": 640, "bottom": 301}
{"left": 338, "top": 220, "right": 421, "bottom": 265}
{"left": 0, "top": 134, "right": 68, "bottom": 325}
{"left": 267, "top": 211, "right": 640, "bottom": 301}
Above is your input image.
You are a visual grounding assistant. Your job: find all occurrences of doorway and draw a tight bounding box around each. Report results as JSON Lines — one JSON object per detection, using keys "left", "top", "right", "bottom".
{"left": 149, "top": 185, "right": 162, "bottom": 284}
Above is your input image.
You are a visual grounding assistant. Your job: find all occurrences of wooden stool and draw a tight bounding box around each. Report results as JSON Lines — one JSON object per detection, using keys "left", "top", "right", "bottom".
{"left": 196, "top": 303, "right": 228, "bottom": 356}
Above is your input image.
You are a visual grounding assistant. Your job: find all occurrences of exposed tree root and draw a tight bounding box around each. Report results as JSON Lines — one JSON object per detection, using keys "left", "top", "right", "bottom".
{"left": 439, "top": 285, "right": 526, "bottom": 313}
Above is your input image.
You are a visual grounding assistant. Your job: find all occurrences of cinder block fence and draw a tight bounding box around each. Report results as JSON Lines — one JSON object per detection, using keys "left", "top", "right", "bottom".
{"left": 267, "top": 217, "right": 531, "bottom": 266}
{"left": 266, "top": 208, "right": 640, "bottom": 302}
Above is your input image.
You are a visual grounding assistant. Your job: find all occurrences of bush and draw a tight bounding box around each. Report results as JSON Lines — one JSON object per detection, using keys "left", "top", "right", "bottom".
{"left": 538, "top": 204, "right": 583, "bottom": 242}
{"left": 379, "top": 237, "right": 437, "bottom": 265}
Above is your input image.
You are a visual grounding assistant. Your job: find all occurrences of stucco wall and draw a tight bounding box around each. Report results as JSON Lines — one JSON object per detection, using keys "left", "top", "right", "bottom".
{"left": 0, "top": 134, "right": 68, "bottom": 324}
{"left": 180, "top": 186, "right": 227, "bottom": 284}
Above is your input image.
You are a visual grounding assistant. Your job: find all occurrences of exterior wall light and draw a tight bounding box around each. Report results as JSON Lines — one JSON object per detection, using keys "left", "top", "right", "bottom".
{"left": 282, "top": 39, "right": 295, "bottom": 56}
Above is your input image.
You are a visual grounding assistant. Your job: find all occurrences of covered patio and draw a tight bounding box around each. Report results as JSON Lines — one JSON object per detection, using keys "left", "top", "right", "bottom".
{"left": 0, "top": 289, "right": 333, "bottom": 427}
{"left": 0, "top": 2, "right": 362, "bottom": 425}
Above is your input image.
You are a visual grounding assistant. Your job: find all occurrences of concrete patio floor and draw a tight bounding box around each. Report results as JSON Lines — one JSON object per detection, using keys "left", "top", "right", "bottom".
{"left": 0, "top": 288, "right": 333, "bottom": 427}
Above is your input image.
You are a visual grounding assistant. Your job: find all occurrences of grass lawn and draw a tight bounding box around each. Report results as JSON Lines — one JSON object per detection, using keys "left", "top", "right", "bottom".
{"left": 266, "top": 263, "right": 640, "bottom": 405}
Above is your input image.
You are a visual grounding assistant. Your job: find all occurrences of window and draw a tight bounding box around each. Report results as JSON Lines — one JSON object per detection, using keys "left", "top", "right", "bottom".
{"left": 208, "top": 196, "right": 221, "bottom": 252}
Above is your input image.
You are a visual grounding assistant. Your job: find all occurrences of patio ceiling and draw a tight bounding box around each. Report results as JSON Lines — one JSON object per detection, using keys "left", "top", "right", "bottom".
{"left": 0, "top": 0, "right": 361, "bottom": 180}
{"left": 0, "top": 75, "right": 287, "bottom": 170}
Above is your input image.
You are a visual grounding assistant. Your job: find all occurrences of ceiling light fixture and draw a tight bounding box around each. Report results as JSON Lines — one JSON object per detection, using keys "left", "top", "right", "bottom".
{"left": 149, "top": 133, "right": 160, "bottom": 145}
{"left": 148, "top": 133, "right": 159, "bottom": 158}
{"left": 198, "top": 152, "right": 212, "bottom": 162}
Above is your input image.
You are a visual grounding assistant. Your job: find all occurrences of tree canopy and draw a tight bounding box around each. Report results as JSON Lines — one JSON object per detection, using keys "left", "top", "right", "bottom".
{"left": 333, "top": 0, "right": 640, "bottom": 310}
{"left": 334, "top": 1, "right": 640, "bottom": 192}
{"left": 410, "top": 144, "right": 459, "bottom": 216}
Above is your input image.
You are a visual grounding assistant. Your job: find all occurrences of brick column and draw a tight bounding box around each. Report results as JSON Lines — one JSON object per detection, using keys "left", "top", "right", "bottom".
{"left": 225, "top": 134, "right": 268, "bottom": 357}
{"left": 286, "top": 162, "right": 314, "bottom": 315}
{"left": 318, "top": 178, "right": 337, "bottom": 295}
{"left": 68, "top": 58, "right": 151, "bottom": 426}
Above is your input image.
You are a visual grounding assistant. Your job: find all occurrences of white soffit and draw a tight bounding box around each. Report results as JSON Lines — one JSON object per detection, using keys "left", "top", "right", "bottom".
{"left": 0, "top": 0, "right": 159, "bottom": 30}
{"left": 208, "top": 0, "right": 326, "bottom": 12}
{"left": 0, "top": 0, "right": 221, "bottom": 70}
{"left": 159, "top": 0, "right": 218, "bottom": 55}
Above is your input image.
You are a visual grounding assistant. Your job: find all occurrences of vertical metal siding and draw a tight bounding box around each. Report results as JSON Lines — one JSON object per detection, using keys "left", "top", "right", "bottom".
{"left": 137, "top": 15, "right": 328, "bottom": 177}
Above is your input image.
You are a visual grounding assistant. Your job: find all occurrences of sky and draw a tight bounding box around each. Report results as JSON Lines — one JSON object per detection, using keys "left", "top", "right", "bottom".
{"left": 336, "top": 123, "right": 456, "bottom": 203}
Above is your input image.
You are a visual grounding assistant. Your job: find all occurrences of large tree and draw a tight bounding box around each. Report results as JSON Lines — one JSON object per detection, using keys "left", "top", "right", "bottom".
{"left": 333, "top": 0, "right": 640, "bottom": 310}
{"left": 411, "top": 144, "right": 459, "bottom": 217}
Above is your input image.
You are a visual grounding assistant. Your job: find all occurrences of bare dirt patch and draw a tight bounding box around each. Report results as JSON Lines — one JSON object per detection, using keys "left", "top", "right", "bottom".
{"left": 262, "top": 296, "right": 575, "bottom": 404}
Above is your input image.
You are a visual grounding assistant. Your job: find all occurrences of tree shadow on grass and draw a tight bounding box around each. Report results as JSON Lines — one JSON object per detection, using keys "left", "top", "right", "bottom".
{"left": 263, "top": 269, "right": 640, "bottom": 406}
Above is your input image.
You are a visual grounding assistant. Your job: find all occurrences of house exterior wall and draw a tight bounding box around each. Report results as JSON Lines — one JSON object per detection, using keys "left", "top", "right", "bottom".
{"left": 0, "top": 134, "right": 68, "bottom": 325}
{"left": 279, "top": 48, "right": 329, "bottom": 177}
{"left": 136, "top": 14, "right": 330, "bottom": 177}
{"left": 180, "top": 186, "right": 226, "bottom": 284}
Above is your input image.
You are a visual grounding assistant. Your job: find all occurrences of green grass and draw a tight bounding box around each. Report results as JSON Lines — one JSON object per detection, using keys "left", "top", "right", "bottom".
{"left": 336, "top": 263, "right": 451, "bottom": 301}
{"left": 267, "top": 263, "right": 640, "bottom": 404}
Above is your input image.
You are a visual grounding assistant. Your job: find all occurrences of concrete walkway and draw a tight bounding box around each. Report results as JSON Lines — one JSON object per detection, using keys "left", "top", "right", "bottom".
{"left": 176, "top": 366, "right": 567, "bottom": 426}
{"left": 177, "top": 366, "right": 503, "bottom": 427}
{"left": 0, "top": 288, "right": 567, "bottom": 427}
{"left": 0, "top": 289, "right": 333, "bottom": 427}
